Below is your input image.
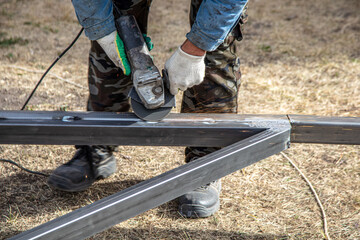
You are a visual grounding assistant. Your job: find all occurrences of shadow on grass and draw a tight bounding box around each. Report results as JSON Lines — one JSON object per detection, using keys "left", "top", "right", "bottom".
{"left": 2, "top": 227, "right": 290, "bottom": 240}
{"left": 1, "top": 170, "right": 186, "bottom": 221}
{"left": 104, "top": 228, "right": 291, "bottom": 240}
{"left": 0, "top": 171, "right": 144, "bottom": 217}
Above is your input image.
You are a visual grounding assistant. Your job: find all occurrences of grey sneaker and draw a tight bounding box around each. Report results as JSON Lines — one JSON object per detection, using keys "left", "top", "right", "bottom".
{"left": 178, "top": 179, "right": 221, "bottom": 218}
{"left": 47, "top": 145, "right": 117, "bottom": 192}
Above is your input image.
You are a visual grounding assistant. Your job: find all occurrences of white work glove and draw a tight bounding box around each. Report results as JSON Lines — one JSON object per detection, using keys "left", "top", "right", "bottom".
{"left": 165, "top": 47, "right": 205, "bottom": 95}
{"left": 96, "top": 31, "right": 131, "bottom": 76}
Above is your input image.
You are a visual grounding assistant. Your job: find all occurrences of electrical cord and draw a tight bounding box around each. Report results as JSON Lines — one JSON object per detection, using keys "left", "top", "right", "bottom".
{"left": 281, "top": 152, "right": 331, "bottom": 240}
{"left": 1, "top": 28, "right": 85, "bottom": 176}
{"left": 21, "top": 27, "right": 84, "bottom": 110}
{"left": 0, "top": 159, "right": 49, "bottom": 177}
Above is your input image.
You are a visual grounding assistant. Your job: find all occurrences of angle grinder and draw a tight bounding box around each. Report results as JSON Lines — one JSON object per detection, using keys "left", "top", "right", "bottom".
{"left": 115, "top": 15, "right": 175, "bottom": 121}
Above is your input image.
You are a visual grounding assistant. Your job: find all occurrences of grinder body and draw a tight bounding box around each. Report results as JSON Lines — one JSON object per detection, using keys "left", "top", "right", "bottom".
{"left": 115, "top": 15, "right": 175, "bottom": 121}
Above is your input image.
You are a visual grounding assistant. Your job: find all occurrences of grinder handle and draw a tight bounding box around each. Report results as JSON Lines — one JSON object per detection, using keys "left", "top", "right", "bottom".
{"left": 114, "top": 15, "right": 154, "bottom": 71}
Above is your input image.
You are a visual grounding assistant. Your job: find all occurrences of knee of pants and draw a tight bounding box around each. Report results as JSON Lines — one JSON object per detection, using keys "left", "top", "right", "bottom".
{"left": 181, "top": 44, "right": 241, "bottom": 114}
{"left": 87, "top": 41, "right": 132, "bottom": 112}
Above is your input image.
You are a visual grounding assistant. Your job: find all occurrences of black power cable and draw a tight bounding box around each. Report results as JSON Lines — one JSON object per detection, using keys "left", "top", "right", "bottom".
{"left": 1, "top": 28, "right": 85, "bottom": 176}
{"left": 0, "top": 159, "right": 49, "bottom": 177}
{"left": 21, "top": 27, "right": 84, "bottom": 110}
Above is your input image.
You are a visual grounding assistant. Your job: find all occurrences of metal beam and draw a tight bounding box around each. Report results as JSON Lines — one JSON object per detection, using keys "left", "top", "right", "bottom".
{"left": 289, "top": 115, "right": 360, "bottom": 145}
{"left": 0, "top": 111, "right": 283, "bottom": 146}
{"left": 1, "top": 111, "right": 359, "bottom": 146}
{"left": 9, "top": 126, "right": 290, "bottom": 240}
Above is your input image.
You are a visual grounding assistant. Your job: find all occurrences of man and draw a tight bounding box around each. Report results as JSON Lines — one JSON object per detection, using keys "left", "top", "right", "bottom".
{"left": 48, "top": 0, "right": 248, "bottom": 218}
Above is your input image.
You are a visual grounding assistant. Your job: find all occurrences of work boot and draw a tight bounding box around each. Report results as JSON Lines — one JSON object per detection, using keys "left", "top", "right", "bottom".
{"left": 47, "top": 145, "right": 117, "bottom": 192}
{"left": 178, "top": 179, "right": 221, "bottom": 218}
{"left": 178, "top": 147, "right": 222, "bottom": 218}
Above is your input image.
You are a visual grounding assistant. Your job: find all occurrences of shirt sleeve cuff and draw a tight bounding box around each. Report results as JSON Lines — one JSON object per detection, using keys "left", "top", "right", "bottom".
{"left": 84, "top": 15, "right": 116, "bottom": 41}
{"left": 186, "top": 23, "right": 224, "bottom": 52}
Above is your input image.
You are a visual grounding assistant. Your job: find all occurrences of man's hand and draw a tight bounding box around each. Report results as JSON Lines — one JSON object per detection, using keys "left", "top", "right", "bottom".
{"left": 96, "top": 31, "right": 131, "bottom": 76}
{"left": 165, "top": 39, "right": 206, "bottom": 95}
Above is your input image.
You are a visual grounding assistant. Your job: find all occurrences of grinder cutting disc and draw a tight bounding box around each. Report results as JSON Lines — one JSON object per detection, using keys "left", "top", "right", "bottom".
{"left": 130, "top": 85, "right": 175, "bottom": 121}
{"left": 131, "top": 98, "right": 172, "bottom": 121}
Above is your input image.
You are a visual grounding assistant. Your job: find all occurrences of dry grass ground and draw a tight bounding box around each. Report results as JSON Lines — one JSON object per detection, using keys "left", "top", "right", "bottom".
{"left": 0, "top": 0, "right": 359, "bottom": 239}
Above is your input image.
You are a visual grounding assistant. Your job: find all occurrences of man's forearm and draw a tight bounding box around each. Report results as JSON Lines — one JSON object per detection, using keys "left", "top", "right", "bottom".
{"left": 181, "top": 39, "right": 206, "bottom": 56}
{"left": 72, "top": 0, "right": 247, "bottom": 50}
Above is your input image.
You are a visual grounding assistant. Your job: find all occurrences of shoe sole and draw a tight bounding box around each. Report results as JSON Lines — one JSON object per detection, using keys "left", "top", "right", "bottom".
{"left": 48, "top": 157, "right": 117, "bottom": 192}
{"left": 178, "top": 180, "right": 221, "bottom": 218}
{"left": 179, "top": 199, "right": 220, "bottom": 218}
{"left": 47, "top": 174, "right": 95, "bottom": 192}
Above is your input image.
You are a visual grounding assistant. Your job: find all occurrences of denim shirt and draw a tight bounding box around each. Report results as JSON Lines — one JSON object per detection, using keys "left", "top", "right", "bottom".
{"left": 71, "top": 0, "right": 248, "bottom": 51}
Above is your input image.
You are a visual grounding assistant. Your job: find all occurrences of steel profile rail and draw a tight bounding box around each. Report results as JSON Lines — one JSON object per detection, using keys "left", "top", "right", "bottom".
{"left": 288, "top": 114, "right": 360, "bottom": 145}
{"left": 0, "top": 111, "right": 359, "bottom": 145}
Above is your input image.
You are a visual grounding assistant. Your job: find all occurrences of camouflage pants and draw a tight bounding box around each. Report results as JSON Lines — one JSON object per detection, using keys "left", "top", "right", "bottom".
{"left": 87, "top": 0, "right": 247, "bottom": 162}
